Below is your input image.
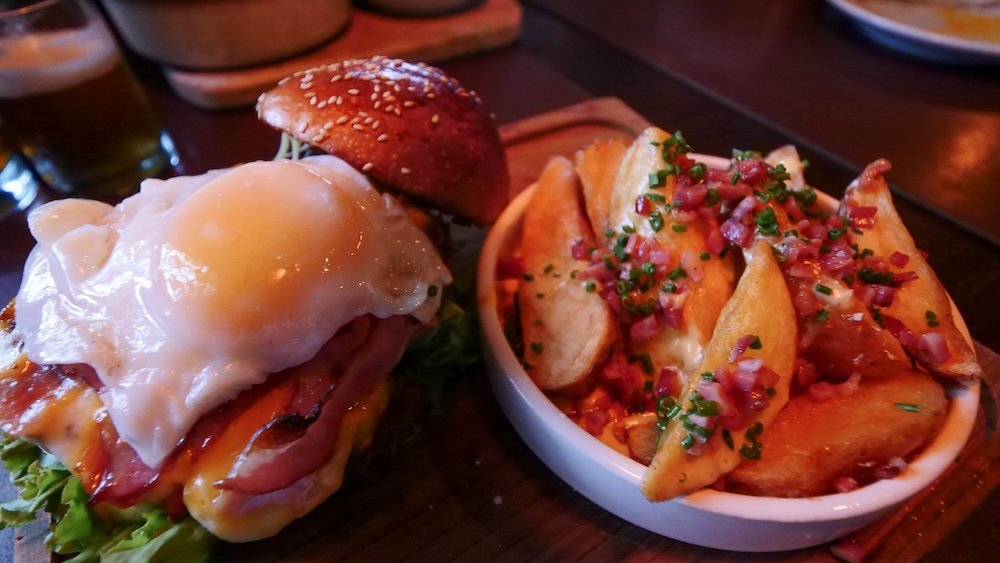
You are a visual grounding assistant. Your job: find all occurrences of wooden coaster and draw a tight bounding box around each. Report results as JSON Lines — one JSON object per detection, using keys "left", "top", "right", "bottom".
{"left": 164, "top": 0, "right": 521, "bottom": 110}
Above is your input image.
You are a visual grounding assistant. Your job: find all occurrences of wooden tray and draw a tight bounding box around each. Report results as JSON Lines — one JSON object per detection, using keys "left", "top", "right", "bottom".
{"left": 164, "top": 0, "right": 521, "bottom": 110}
{"left": 11, "top": 98, "right": 1000, "bottom": 561}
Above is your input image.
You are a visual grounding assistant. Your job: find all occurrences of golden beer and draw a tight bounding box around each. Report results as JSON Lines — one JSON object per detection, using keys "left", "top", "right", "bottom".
{"left": 0, "top": 3, "right": 173, "bottom": 199}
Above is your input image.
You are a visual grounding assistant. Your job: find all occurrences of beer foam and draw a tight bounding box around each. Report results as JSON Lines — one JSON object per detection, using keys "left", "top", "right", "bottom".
{"left": 0, "top": 21, "right": 118, "bottom": 99}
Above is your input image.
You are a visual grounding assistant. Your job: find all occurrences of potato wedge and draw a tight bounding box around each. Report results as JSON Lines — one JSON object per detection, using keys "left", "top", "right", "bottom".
{"left": 625, "top": 416, "right": 659, "bottom": 466}
{"left": 641, "top": 240, "right": 796, "bottom": 501}
{"left": 843, "top": 161, "right": 981, "bottom": 380}
{"left": 575, "top": 138, "right": 627, "bottom": 247}
{"left": 607, "top": 128, "right": 735, "bottom": 374}
{"left": 727, "top": 370, "right": 947, "bottom": 497}
{"left": 519, "top": 157, "right": 616, "bottom": 390}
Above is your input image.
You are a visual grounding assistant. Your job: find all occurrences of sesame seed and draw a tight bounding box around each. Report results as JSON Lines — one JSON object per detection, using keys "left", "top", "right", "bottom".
{"left": 350, "top": 116, "right": 361, "bottom": 124}
{"left": 299, "top": 122, "right": 308, "bottom": 133}
{"left": 370, "top": 93, "right": 377, "bottom": 101}
{"left": 374, "top": 101, "right": 381, "bottom": 109}
{"left": 394, "top": 108, "right": 401, "bottom": 116}
{"left": 372, "top": 120, "right": 380, "bottom": 130}
{"left": 347, "top": 88, "right": 359, "bottom": 95}
{"left": 401, "top": 167, "right": 411, "bottom": 174}
{"left": 427, "top": 92, "right": 436, "bottom": 99}
{"left": 377, "top": 134, "right": 388, "bottom": 142}
{"left": 278, "top": 77, "right": 290, "bottom": 86}
{"left": 431, "top": 114, "right": 440, "bottom": 124}
{"left": 363, "top": 116, "right": 373, "bottom": 124}
{"left": 309, "top": 97, "right": 317, "bottom": 106}
{"left": 362, "top": 162, "right": 374, "bottom": 172}
{"left": 317, "top": 101, "right": 327, "bottom": 109}
{"left": 403, "top": 101, "right": 415, "bottom": 107}
{"left": 374, "top": 84, "right": 380, "bottom": 92}
{"left": 331, "top": 74, "right": 342, "bottom": 82}
{"left": 323, "top": 121, "right": 334, "bottom": 130}
{"left": 336, "top": 115, "right": 349, "bottom": 124}
{"left": 352, "top": 124, "right": 364, "bottom": 131}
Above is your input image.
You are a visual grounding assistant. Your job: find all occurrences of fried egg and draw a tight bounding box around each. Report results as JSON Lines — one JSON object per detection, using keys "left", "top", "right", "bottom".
{"left": 15, "top": 155, "right": 451, "bottom": 467}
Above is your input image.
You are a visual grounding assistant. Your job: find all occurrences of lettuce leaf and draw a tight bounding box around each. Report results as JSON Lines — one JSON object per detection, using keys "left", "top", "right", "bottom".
{"left": 398, "top": 287, "right": 479, "bottom": 412}
{"left": 0, "top": 434, "right": 213, "bottom": 562}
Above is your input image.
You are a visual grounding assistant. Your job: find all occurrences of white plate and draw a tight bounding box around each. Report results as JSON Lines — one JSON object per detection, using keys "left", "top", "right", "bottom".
{"left": 476, "top": 154, "right": 981, "bottom": 552}
{"left": 828, "top": 0, "right": 1000, "bottom": 63}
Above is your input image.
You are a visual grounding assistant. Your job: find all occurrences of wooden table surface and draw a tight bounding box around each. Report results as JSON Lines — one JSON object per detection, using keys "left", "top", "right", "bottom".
{"left": 1, "top": 1, "right": 998, "bottom": 561}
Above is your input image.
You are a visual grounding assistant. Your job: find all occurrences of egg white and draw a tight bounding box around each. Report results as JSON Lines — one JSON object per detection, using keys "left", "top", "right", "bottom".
{"left": 15, "top": 155, "right": 451, "bottom": 467}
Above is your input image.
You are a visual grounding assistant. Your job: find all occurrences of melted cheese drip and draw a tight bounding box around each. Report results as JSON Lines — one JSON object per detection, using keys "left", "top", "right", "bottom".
{"left": 15, "top": 155, "right": 450, "bottom": 467}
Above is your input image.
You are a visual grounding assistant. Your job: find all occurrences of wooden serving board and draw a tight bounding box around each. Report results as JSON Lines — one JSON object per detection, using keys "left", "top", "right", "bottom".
{"left": 10, "top": 98, "right": 1000, "bottom": 562}
{"left": 164, "top": 0, "right": 521, "bottom": 110}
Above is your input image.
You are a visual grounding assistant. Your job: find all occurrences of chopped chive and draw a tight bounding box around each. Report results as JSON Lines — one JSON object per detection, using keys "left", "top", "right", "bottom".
{"left": 926, "top": 310, "right": 940, "bottom": 327}
{"left": 649, "top": 211, "right": 664, "bottom": 232}
{"left": 700, "top": 252, "right": 710, "bottom": 261}
{"left": 585, "top": 281, "right": 597, "bottom": 293}
{"left": 814, "top": 308, "right": 830, "bottom": 322}
{"left": 543, "top": 263, "right": 554, "bottom": 274}
{"left": 681, "top": 433, "right": 696, "bottom": 449}
{"left": 530, "top": 342, "right": 544, "bottom": 354}
{"left": 814, "top": 283, "right": 833, "bottom": 295}
{"left": 895, "top": 402, "right": 921, "bottom": 413}
{"left": 749, "top": 335, "right": 763, "bottom": 349}
{"left": 522, "top": 273, "right": 535, "bottom": 282}
{"left": 672, "top": 223, "right": 688, "bottom": 233}
{"left": 668, "top": 267, "right": 687, "bottom": 281}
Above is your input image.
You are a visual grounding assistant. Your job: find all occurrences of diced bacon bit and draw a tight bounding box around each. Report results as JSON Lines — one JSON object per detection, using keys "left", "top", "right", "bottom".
{"left": 714, "top": 182, "right": 752, "bottom": 202}
{"left": 809, "top": 381, "right": 835, "bottom": 401}
{"left": 794, "top": 358, "right": 818, "bottom": 388}
{"left": 781, "top": 238, "right": 819, "bottom": 265}
{"left": 629, "top": 315, "right": 659, "bottom": 343}
{"left": 660, "top": 304, "right": 684, "bottom": 329}
{"left": 728, "top": 334, "right": 757, "bottom": 363}
{"left": 681, "top": 250, "right": 704, "bottom": 282}
{"left": 892, "top": 271, "right": 919, "bottom": 284}
{"left": 579, "top": 263, "right": 616, "bottom": 282}
{"left": 890, "top": 251, "right": 910, "bottom": 268}
{"left": 820, "top": 241, "right": 856, "bottom": 274}
{"left": 833, "top": 476, "right": 860, "bottom": 493}
{"left": 635, "top": 195, "right": 653, "bottom": 215}
{"left": 870, "top": 285, "right": 896, "bottom": 307}
{"left": 673, "top": 184, "right": 708, "bottom": 211}
{"left": 787, "top": 261, "right": 818, "bottom": 279}
{"left": 496, "top": 256, "right": 525, "bottom": 280}
{"left": 735, "top": 158, "right": 768, "bottom": 184}
{"left": 791, "top": 279, "right": 823, "bottom": 317}
{"left": 737, "top": 357, "right": 764, "bottom": 372}
{"left": 582, "top": 410, "right": 610, "bottom": 436}
{"left": 706, "top": 227, "right": 725, "bottom": 254}
{"left": 854, "top": 284, "right": 876, "bottom": 307}
{"left": 782, "top": 197, "right": 806, "bottom": 222}
{"left": 707, "top": 168, "right": 732, "bottom": 184}
{"left": 882, "top": 314, "right": 914, "bottom": 347}
{"left": 721, "top": 219, "right": 753, "bottom": 247}
{"left": 913, "top": 331, "right": 951, "bottom": 364}
{"left": 731, "top": 196, "right": 757, "bottom": 223}
{"left": 655, "top": 368, "right": 680, "bottom": 397}
{"left": 802, "top": 222, "right": 828, "bottom": 240}
{"left": 570, "top": 238, "right": 590, "bottom": 261}
{"left": 835, "top": 372, "right": 862, "bottom": 397}
{"left": 847, "top": 205, "right": 878, "bottom": 228}
{"left": 698, "top": 379, "right": 734, "bottom": 417}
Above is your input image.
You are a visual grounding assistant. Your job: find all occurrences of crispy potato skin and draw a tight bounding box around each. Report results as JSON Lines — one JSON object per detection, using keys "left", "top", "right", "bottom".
{"left": 575, "top": 138, "right": 627, "bottom": 248}
{"left": 728, "top": 370, "right": 947, "bottom": 497}
{"left": 843, "top": 161, "right": 980, "bottom": 380}
{"left": 641, "top": 240, "right": 797, "bottom": 501}
{"left": 519, "top": 157, "right": 616, "bottom": 390}
{"left": 607, "top": 128, "right": 735, "bottom": 374}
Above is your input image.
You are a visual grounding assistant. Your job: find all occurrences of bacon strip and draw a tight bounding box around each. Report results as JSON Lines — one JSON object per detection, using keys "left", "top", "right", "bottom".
{"left": 218, "top": 314, "right": 415, "bottom": 494}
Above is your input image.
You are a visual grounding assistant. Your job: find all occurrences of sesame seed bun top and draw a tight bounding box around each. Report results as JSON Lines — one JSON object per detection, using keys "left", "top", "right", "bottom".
{"left": 256, "top": 56, "right": 510, "bottom": 225}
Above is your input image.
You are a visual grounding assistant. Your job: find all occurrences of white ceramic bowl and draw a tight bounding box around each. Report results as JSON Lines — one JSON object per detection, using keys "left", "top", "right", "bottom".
{"left": 476, "top": 154, "right": 981, "bottom": 552}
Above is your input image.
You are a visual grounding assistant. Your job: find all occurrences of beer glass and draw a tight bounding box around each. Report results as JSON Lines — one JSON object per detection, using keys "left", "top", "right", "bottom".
{"left": 0, "top": 137, "right": 39, "bottom": 219}
{"left": 0, "top": 0, "right": 177, "bottom": 200}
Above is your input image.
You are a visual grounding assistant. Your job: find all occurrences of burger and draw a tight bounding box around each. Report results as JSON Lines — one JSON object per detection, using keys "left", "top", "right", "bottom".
{"left": 0, "top": 56, "right": 508, "bottom": 558}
